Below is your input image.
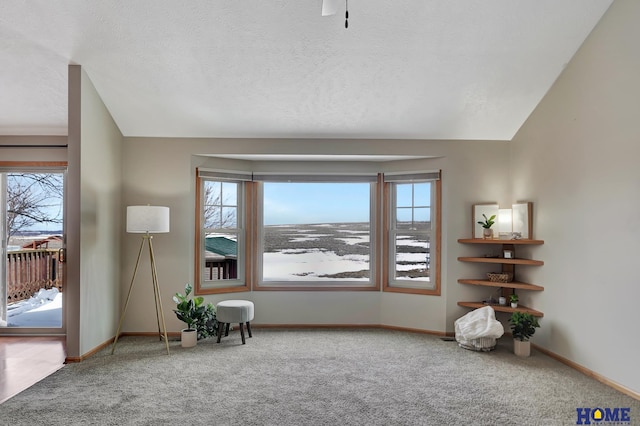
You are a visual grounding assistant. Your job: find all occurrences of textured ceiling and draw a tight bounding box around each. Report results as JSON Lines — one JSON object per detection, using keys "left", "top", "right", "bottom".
{"left": 0, "top": 0, "right": 613, "bottom": 140}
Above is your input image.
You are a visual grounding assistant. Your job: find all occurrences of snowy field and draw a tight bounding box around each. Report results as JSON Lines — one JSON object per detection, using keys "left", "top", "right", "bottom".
{"left": 262, "top": 222, "right": 430, "bottom": 282}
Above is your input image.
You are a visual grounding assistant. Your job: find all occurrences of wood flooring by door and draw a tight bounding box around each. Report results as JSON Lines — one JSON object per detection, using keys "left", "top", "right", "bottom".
{"left": 0, "top": 336, "right": 66, "bottom": 404}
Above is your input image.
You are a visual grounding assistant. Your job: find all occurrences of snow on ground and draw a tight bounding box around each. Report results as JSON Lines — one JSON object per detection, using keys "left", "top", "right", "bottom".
{"left": 2, "top": 288, "right": 62, "bottom": 327}
{"left": 263, "top": 250, "right": 369, "bottom": 281}
{"left": 336, "top": 236, "right": 369, "bottom": 245}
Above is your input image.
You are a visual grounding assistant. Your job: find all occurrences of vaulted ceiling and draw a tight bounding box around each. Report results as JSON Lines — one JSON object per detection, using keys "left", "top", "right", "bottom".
{"left": 0, "top": 0, "right": 613, "bottom": 140}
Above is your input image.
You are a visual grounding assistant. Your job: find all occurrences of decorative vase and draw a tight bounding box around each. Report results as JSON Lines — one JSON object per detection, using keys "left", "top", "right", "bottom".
{"left": 482, "top": 228, "right": 493, "bottom": 239}
{"left": 499, "top": 297, "right": 506, "bottom": 306}
{"left": 513, "top": 339, "right": 531, "bottom": 357}
{"left": 181, "top": 328, "right": 197, "bottom": 348}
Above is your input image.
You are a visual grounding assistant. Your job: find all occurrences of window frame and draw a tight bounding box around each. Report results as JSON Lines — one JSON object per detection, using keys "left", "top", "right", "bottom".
{"left": 254, "top": 178, "right": 380, "bottom": 291}
{"left": 194, "top": 169, "right": 252, "bottom": 295}
{"left": 382, "top": 174, "right": 441, "bottom": 295}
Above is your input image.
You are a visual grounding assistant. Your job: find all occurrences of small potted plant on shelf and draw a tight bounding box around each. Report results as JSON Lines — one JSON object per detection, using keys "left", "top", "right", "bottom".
{"left": 477, "top": 214, "right": 496, "bottom": 239}
{"left": 173, "top": 283, "right": 217, "bottom": 347}
{"left": 509, "top": 293, "right": 519, "bottom": 308}
{"left": 509, "top": 312, "right": 540, "bottom": 357}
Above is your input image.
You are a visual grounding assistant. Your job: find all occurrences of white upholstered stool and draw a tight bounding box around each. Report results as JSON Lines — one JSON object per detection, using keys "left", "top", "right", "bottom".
{"left": 216, "top": 300, "right": 254, "bottom": 344}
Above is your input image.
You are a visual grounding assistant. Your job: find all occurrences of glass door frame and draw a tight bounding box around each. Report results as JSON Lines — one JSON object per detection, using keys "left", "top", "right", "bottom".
{"left": 0, "top": 162, "right": 67, "bottom": 336}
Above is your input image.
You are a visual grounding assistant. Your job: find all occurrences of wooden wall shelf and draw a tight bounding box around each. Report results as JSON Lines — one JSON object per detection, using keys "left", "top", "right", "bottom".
{"left": 458, "top": 257, "right": 544, "bottom": 266}
{"left": 458, "top": 279, "right": 543, "bottom": 291}
{"left": 458, "top": 238, "right": 544, "bottom": 245}
{"left": 458, "top": 238, "right": 545, "bottom": 317}
{"left": 457, "top": 302, "right": 544, "bottom": 317}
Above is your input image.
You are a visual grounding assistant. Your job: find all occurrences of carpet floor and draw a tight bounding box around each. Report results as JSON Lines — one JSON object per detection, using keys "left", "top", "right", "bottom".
{"left": 1, "top": 328, "right": 638, "bottom": 425}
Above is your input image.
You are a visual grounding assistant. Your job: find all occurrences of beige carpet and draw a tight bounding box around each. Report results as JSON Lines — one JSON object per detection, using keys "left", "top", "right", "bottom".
{"left": 2, "top": 328, "right": 638, "bottom": 425}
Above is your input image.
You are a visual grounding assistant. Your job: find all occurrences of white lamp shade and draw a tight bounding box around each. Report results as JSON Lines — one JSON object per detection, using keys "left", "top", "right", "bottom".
{"left": 127, "top": 206, "right": 170, "bottom": 233}
{"left": 322, "top": 0, "right": 339, "bottom": 16}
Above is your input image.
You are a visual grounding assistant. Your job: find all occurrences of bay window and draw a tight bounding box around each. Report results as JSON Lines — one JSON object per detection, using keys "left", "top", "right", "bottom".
{"left": 195, "top": 163, "right": 440, "bottom": 295}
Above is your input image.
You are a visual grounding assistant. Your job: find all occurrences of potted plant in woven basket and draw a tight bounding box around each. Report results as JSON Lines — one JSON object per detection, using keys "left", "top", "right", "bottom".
{"left": 509, "top": 312, "right": 540, "bottom": 357}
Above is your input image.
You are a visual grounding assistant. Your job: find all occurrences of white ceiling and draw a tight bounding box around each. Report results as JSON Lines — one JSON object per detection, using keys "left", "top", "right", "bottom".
{"left": 0, "top": 0, "right": 613, "bottom": 140}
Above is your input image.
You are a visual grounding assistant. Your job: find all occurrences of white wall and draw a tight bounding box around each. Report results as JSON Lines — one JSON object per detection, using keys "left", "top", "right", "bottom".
{"left": 70, "top": 67, "right": 123, "bottom": 356}
{"left": 510, "top": 0, "right": 640, "bottom": 394}
{"left": 120, "top": 138, "right": 510, "bottom": 334}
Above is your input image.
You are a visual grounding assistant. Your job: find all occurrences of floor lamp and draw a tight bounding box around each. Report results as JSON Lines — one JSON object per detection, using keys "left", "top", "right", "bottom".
{"left": 112, "top": 205, "right": 171, "bottom": 355}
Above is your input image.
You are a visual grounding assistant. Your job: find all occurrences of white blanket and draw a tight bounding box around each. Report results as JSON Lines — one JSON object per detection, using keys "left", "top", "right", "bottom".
{"left": 454, "top": 306, "right": 504, "bottom": 340}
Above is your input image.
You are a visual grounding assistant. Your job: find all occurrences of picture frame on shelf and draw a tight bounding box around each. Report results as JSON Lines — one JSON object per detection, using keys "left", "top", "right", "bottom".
{"left": 503, "top": 249, "right": 514, "bottom": 259}
{"left": 472, "top": 203, "right": 499, "bottom": 239}
{"left": 512, "top": 202, "right": 533, "bottom": 239}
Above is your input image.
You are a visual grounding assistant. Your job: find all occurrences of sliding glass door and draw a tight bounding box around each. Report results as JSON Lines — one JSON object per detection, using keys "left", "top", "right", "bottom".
{"left": 1, "top": 169, "right": 65, "bottom": 329}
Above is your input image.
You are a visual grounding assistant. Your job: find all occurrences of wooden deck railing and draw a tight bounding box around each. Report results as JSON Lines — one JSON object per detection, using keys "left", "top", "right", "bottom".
{"left": 6, "top": 249, "right": 63, "bottom": 304}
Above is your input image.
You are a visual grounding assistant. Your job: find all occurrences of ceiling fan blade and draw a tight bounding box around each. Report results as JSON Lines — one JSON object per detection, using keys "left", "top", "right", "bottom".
{"left": 322, "top": 0, "right": 339, "bottom": 16}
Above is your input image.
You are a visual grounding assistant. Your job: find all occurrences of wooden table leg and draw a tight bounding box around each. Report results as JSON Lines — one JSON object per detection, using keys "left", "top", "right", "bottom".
{"left": 217, "top": 322, "right": 224, "bottom": 343}
{"left": 239, "top": 323, "right": 246, "bottom": 344}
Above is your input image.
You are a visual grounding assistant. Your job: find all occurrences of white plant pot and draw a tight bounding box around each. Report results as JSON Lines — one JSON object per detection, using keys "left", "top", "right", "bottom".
{"left": 511, "top": 302, "right": 518, "bottom": 308}
{"left": 513, "top": 339, "right": 531, "bottom": 357}
{"left": 181, "top": 328, "right": 197, "bottom": 348}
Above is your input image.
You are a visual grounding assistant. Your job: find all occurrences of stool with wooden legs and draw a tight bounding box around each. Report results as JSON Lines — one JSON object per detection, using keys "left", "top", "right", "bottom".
{"left": 216, "top": 300, "right": 254, "bottom": 344}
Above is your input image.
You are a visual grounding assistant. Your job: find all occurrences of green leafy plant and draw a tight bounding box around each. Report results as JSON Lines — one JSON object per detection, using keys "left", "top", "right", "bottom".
{"left": 173, "top": 283, "right": 217, "bottom": 339}
{"left": 509, "top": 293, "right": 519, "bottom": 304}
{"left": 195, "top": 303, "right": 218, "bottom": 340}
{"left": 509, "top": 312, "right": 540, "bottom": 341}
{"left": 477, "top": 213, "right": 496, "bottom": 229}
{"left": 173, "top": 283, "right": 203, "bottom": 331}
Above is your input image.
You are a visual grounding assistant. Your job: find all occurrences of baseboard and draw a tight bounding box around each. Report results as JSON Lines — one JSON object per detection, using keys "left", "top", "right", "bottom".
{"left": 120, "top": 331, "right": 181, "bottom": 338}
{"left": 67, "top": 332, "right": 180, "bottom": 363}
{"left": 379, "top": 324, "right": 451, "bottom": 337}
{"left": 532, "top": 343, "right": 640, "bottom": 402}
{"left": 253, "top": 323, "right": 449, "bottom": 337}
{"left": 65, "top": 337, "right": 114, "bottom": 363}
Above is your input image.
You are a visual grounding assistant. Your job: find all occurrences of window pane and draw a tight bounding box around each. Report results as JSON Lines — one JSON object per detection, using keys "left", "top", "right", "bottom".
{"left": 394, "top": 232, "right": 430, "bottom": 281}
{"left": 220, "top": 207, "right": 237, "bottom": 229}
{"left": 413, "top": 182, "right": 430, "bottom": 206}
{"left": 222, "top": 182, "right": 237, "bottom": 205}
{"left": 262, "top": 182, "right": 372, "bottom": 284}
{"left": 203, "top": 232, "right": 238, "bottom": 281}
{"left": 204, "top": 180, "right": 238, "bottom": 229}
{"left": 396, "top": 207, "right": 431, "bottom": 230}
{"left": 395, "top": 182, "right": 431, "bottom": 230}
{"left": 396, "top": 184, "right": 413, "bottom": 207}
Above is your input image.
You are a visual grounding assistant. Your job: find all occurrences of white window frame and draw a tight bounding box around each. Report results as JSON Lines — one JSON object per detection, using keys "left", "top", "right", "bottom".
{"left": 195, "top": 169, "right": 250, "bottom": 294}
{"left": 383, "top": 171, "right": 441, "bottom": 295}
{"left": 255, "top": 178, "right": 378, "bottom": 290}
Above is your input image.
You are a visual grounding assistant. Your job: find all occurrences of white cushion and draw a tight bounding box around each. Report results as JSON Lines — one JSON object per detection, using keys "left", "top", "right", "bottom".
{"left": 216, "top": 300, "right": 254, "bottom": 323}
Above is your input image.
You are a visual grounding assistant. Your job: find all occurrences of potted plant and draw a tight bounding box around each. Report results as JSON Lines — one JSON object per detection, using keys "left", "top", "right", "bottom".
{"left": 509, "top": 312, "right": 540, "bottom": 357}
{"left": 509, "top": 293, "right": 519, "bottom": 308}
{"left": 172, "top": 283, "right": 214, "bottom": 347}
{"left": 477, "top": 213, "right": 496, "bottom": 239}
